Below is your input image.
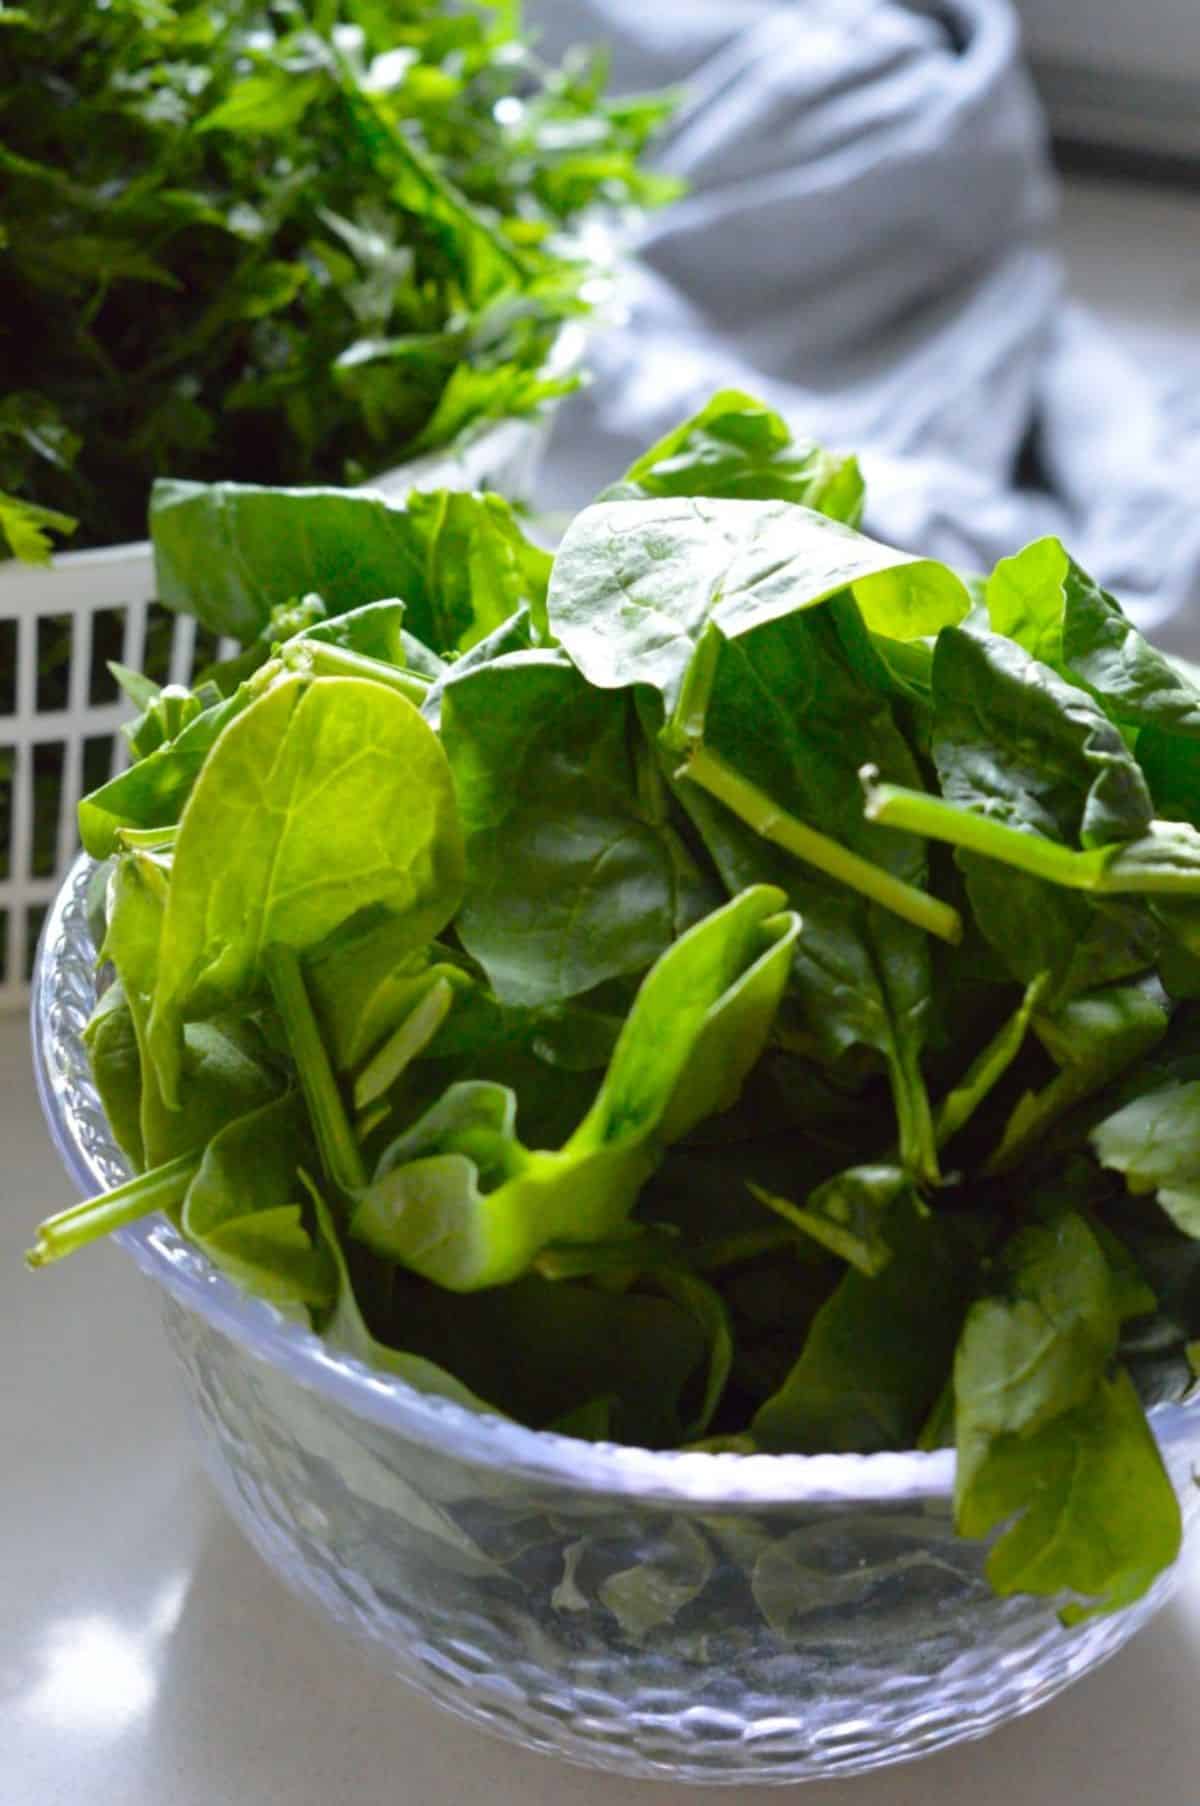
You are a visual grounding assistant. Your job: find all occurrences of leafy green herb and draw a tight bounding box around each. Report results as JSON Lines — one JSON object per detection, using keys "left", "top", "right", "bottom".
{"left": 0, "top": 0, "right": 673, "bottom": 556}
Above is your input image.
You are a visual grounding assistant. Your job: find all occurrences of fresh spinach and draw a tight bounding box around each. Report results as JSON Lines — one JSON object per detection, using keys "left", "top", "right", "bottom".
{"left": 440, "top": 650, "right": 720, "bottom": 1006}
{"left": 28, "top": 396, "right": 1200, "bottom": 1630}
{"left": 148, "top": 672, "right": 465, "bottom": 1103}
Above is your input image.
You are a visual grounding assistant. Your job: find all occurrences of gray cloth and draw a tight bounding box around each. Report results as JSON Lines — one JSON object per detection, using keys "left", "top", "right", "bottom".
{"left": 530, "top": 0, "right": 1200, "bottom": 652}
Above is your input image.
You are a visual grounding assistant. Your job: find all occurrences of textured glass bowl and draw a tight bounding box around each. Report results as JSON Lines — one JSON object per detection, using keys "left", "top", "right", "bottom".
{"left": 33, "top": 856, "right": 1200, "bottom": 1785}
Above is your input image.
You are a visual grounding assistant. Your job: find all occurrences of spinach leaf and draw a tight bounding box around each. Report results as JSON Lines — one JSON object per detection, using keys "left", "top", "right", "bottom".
{"left": 603, "top": 390, "right": 864, "bottom": 519}
{"left": 182, "top": 1094, "right": 336, "bottom": 1312}
{"left": 1092, "top": 1081, "right": 1200, "bottom": 1236}
{"left": 750, "top": 1165, "right": 912, "bottom": 1278}
{"left": 954, "top": 1213, "right": 1179, "bottom": 1621}
{"left": 148, "top": 674, "right": 465, "bottom": 1103}
{"left": 1139, "top": 732, "right": 1200, "bottom": 829}
{"left": 305, "top": 914, "right": 458, "bottom": 1074}
{"left": 961, "top": 1369, "right": 1181, "bottom": 1622}
{"left": 78, "top": 683, "right": 254, "bottom": 858}
{"left": 873, "top": 628, "right": 1166, "bottom": 1005}
{"left": 350, "top": 887, "right": 798, "bottom": 1288}
{"left": 384, "top": 1268, "right": 709, "bottom": 1448}
{"left": 596, "top": 1519, "right": 716, "bottom": 1641}
{"left": 753, "top": 1198, "right": 971, "bottom": 1453}
{"left": 988, "top": 537, "right": 1200, "bottom": 739}
{"left": 102, "top": 851, "right": 280, "bottom": 1168}
{"left": 955, "top": 1214, "right": 1119, "bottom": 1486}
{"left": 81, "top": 979, "right": 145, "bottom": 1170}
{"left": 986, "top": 981, "right": 1169, "bottom": 1175}
{"left": 151, "top": 479, "right": 549, "bottom": 649}
{"left": 931, "top": 625, "right": 1154, "bottom": 854}
{"left": 548, "top": 497, "right": 969, "bottom": 709}
{"left": 441, "top": 650, "right": 720, "bottom": 1005}
{"left": 933, "top": 974, "right": 1046, "bottom": 1152}
{"left": 668, "top": 608, "right": 946, "bottom": 1179}
{"left": 751, "top": 1199, "right": 975, "bottom": 1452}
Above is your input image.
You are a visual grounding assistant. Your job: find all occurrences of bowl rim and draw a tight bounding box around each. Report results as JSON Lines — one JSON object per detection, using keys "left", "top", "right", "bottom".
{"left": 32, "top": 854, "right": 1200, "bottom": 1506}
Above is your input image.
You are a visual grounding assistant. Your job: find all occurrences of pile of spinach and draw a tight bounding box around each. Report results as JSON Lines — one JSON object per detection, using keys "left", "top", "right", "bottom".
{"left": 29, "top": 391, "right": 1200, "bottom": 1625}
{"left": 0, "top": 0, "right": 674, "bottom": 559}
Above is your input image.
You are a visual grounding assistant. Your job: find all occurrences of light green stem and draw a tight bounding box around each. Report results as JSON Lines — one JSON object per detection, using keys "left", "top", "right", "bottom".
{"left": 864, "top": 775, "right": 1200, "bottom": 900}
{"left": 27, "top": 1151, "right": 200, "bottom": 1269}
{"left": 933, "top": 976, "right": 1047, "bottom": 1151}
{"left": 116, "top": 824, "right": 180, "bottom": 851}
{"left": 678, "top": 746, "right": 963, "bottom": 946}
{"left": 264, "top": 944, "right": 367, "bottom": 1199}
{"left": 291, "top": 641, "right": 429, "bottom": 706}
{"left": 863, "top": 777, "right": 1102, "bottom": 887}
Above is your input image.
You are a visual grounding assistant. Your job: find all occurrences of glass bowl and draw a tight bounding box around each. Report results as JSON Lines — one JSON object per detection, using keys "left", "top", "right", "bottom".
{"left": 32, "top": 855, "right": 1200, "bottom": 1786}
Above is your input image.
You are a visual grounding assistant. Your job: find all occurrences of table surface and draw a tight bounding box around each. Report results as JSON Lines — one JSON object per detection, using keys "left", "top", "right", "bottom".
{"left": 7, "top": 173, "right": 1200, "bottom": 1806}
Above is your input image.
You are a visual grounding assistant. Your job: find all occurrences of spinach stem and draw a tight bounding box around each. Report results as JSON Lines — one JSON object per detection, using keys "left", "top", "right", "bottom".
{"left": 933, "top": 975, "right": 1046, "bottom": 1151}
{"left": 353, "top": 977, "right": 454, "bottom": 1112}
{"left": 678, "top": 745, "right": 963, "bottom": 946}
{"left": 863, "top": 777, "right": 1101, "bottom": 887}
{"left": 116, "top": 824, "right": 180, "bottom": 851}
{"left": 26, "top": 1151, "right": 200, "bottom": 1269}
{"left": 886, "top": 1044, "right": 940, "bottom": 1185}
{"left": 864, "top": 776, "right": 1200, "bottom": 899}
{"left": 691, "top": 1226, "right": 803, "bottom": 1271}
{"left": 295, "top": 641, "right": 430, "bottom": 706}
{"left": 264, "top": 944, "right": 367, "bottom": 1199}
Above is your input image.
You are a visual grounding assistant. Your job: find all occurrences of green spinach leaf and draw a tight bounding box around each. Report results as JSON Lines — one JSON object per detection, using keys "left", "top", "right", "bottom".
{"left": 148, "top": 674, "right": 465, "bottom": 1103}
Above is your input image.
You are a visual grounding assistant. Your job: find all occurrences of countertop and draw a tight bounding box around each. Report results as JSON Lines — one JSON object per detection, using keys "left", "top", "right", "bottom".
{"left": 6, "top": 173, "right": 1200, "bottom": 1805}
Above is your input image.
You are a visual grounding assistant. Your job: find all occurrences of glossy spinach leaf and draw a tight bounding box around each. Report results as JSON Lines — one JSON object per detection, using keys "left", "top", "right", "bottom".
{"left": 441, "top": 649, "right": 720, "bottom": 1006}
{"left": 603, "top": 390, "right": 864, "bottom": 520}
{"left": 102, "top": 851, "right": 281, "bottom": 1169}
{"left": 962, "top": 1369, "right": 1181, "bottom": 1622}
{"left": 181, "top": 1094, "right": 335, "bottom": 1312}
{"left": 931, "top": 625, "right": 1154, "bottom": 854}
{"left": 78, "top": 683, "right": 254, "bottom": 858}
{"left": 148, "top": 673, "right": 465, "bottom": 1103}
{"left": 988, "top": 537, "right": 1200, "bottom": 740}
{"left": 151, "top": 479, "right": 549, "bottom": 651}
{"left": 350, "top": 887, "right": 799, "bottom": 1288}
{"left": 1092, "top": 1080, "right": 1200, "bottom": 1237}
{"left": 668, "top": 606, "right": 944, "bottom": 1179}
{"left": 548, "top": 496, "right": 969, "bottom": 710}
{"left": 81, "top": 979, "right": 145, "bottom": 1169}
{"left": 752, "top": 1198, "right": 971, "bottom": 1453}
{"left": 954, "top": 1213, "right": 1179, "bottom": 1622}
{"left": 305, "top": 914, "right": 459, "bottom": 1074}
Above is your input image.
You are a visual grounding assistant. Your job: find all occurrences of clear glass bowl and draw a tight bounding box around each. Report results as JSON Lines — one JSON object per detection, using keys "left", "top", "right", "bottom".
{"left": 33, "top": 855, "right": 1200, "bottom": 1786}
